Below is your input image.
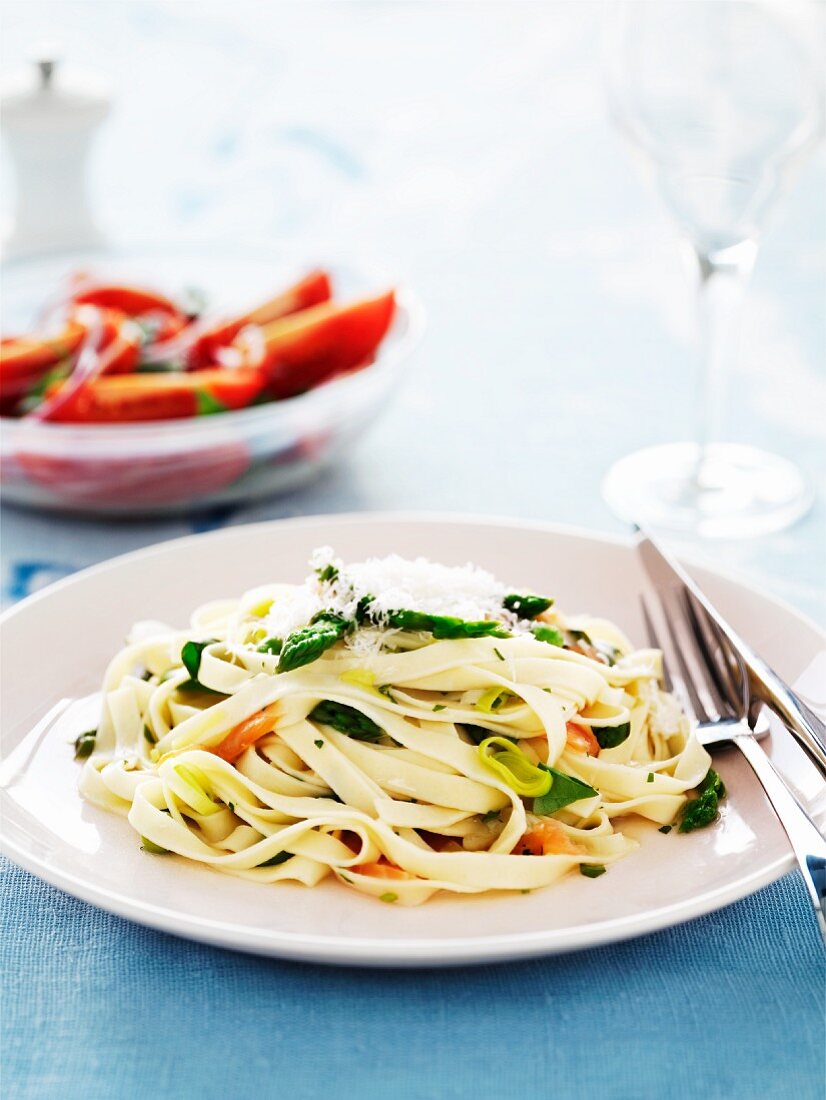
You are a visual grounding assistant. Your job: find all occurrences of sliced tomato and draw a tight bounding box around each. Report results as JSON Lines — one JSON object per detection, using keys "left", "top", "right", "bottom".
{"left": 211, "top": 703, "right": 280, "bottom": 764}
{"left": 0, "top": 321, "right": 87, "bottom": 404}
{"left": 43, "top": 367, "right": 265, "bottom": 423}
{"left": 352, "top": 858, "right": 412, "bottom": 880}
{"left": 565, "top": 722, "right": 601, "bottom": 757}
{"left": 12, "top": 442, "right": 251, "bottom": 508}
{"left": 514, "top": 821, "right": 584, "bottom": 857}
{"left": 188, "top": 269, "right": 333, "bottom": 368}
{"left": 71, "top": 282, "right": 181, "bottom": 318}
{"left": 256, "top": 290, "right": 396, "bottom": 399}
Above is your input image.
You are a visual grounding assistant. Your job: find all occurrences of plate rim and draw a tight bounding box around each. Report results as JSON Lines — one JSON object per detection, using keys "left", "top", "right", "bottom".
{"left": 1, "top": 511, "right": 821, "bottom": 966}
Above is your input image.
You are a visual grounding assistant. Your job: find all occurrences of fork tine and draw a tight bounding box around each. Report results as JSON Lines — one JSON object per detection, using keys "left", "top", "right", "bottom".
{"left": 640, "top": 592, "right": 698, "bottom": 722}
{"left": 658, "top": 586, "right": 725, "bottom": 723}
{"left": 684, "top": 589, "right": 747, "bottom": 714}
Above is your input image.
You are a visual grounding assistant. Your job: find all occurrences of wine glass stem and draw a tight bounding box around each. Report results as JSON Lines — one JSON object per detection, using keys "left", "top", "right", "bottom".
{"left": 691, "top": 238, "right": 758, "bottom": 475}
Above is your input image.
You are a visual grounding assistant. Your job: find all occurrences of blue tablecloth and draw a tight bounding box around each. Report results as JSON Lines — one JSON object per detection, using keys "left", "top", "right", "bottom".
{"left": 1, "top": 3, "right": 824, "bottom": 1098}
{"left": 2, "top": 860, "right": 823, "bottom": 1100}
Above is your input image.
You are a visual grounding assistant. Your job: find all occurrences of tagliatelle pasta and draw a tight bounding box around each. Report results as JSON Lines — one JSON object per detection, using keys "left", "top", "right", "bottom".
{"left": 76, "top": 549, "right": 716, "bottom": 905}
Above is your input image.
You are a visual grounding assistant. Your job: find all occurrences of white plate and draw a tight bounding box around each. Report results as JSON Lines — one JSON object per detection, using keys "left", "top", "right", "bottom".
{"left": 1, "top": 514, "right": 824, "bottom": 966}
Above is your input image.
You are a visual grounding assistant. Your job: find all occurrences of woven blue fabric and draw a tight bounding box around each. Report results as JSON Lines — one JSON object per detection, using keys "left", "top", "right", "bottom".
{"left": 1, "top": 857, "right": 823, "bottom": 1100}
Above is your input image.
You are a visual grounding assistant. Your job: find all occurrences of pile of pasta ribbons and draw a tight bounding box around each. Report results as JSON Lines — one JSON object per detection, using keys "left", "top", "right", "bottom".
{"left": 79, "top": 571, "right": 713, "bottom": 905}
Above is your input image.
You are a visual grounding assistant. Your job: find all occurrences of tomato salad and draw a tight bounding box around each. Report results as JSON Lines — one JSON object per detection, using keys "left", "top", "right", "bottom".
{"left": 0, "top": 270, "right": 396, "bottom": 422}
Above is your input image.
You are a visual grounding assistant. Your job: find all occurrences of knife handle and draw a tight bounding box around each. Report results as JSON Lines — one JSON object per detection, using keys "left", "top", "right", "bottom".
{"left": 749, "top": 666, "right": 826, "bottom": 776}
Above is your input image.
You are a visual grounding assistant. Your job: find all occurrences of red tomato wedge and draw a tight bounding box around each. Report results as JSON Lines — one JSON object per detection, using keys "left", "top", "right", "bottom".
{"left": 257, "top": 290, "right": 396, "bottom": 399}
{"left": 68, "top": 306, "right": 141, "bottom": 376}
{"left": 43, "top": 368, "right": 265, "bottom": 423}
{"left": 189, "top": 269, "right": 333, "bottom": 368}
{"left": 211, "top": 703, "right": 280, "bottom": 764}
{"left": 71, "top": 282, "right": 181, "bottom": 318}
{"left": 0, "top": 321, "right": 86, "bottom": 403}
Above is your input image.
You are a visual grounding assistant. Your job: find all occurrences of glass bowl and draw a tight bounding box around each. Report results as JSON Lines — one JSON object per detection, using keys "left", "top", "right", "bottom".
{"left": 0, "top": 251, "right": 424, "bottom": 516}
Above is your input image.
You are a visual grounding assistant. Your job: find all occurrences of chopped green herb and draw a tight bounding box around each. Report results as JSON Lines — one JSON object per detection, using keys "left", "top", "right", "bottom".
{"left": 659, "top": 825, "right": 673, "bottom": 834}
{"left": 647, "top": 772, "right": 654, "bottom": 783}
{"left": 567, "top": 629, "right": 593, "bottom": 646}
{"left": 314, "top": 739, "right": 324, "bottom": 749}
{"left": 256, "top": 637, "right": 283, "bottom": 655}
{"left": 594, "top": 722, "right": 631, "bottom": 749}
{"left": 432, "top": 703, "right": 447, "bottom": 712}
{"left": 195, "top": 389, "right": 228, "bottom": 415}
{"left": 140, "top": 837, "right": 170, "bottom": 854}
{"left": 533, "top": 766, "right": 598, "bottom": 816}
{"left": 135, "top": 360, "right": 181, "bottom": 373}
{"left": 678, "top": 769, "right": 726, "bottom": 833}
{"left": 258, "top": 851, "right": 294, "bottom": 867}
{"left": 315, "top": 563, "right": 339, "bottom": 583}
{"left": 143, "top": 724, "right": 157, "bottom": 745}
{"left": 531, "top": 624, "right": 565, "bottom": 647}
{"left": 19, "top": 361, "right": 72, "bottom": 412}
{"left": 309, "top": 700, "right": 383, "bottom": 741}
{"left": 180, "top": 639, "right": 217, "bottom": 684}
{"left": 579, "top": 864, "right": 606, "bottom": 878}
{"left": 503, "top": 593, "right": 553, "bottom": 619}
{"left": 74, "top": 731, "right": 97, "bottom": 759}
{"left": 493, "top": 647, "right": 505, "bottom": 662}
{"left": 379, "top": 892, "right": 398, "bottom": 903}
{"left": 228, "top": 802, "right": 235, "bottom": 813}
{"left": 278, "top": 614, "right": 349, "bottom": 672}
{"left": 378, "top": 684, "right": 397, "bottom": 703}
{"left": 481, "top": 810, "right": 501, "bottom": 824}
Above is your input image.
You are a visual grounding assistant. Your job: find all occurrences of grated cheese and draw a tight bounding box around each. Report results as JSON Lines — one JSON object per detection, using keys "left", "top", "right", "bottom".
{"left": 264, "top": 546, "right": 530, "bottom": 643}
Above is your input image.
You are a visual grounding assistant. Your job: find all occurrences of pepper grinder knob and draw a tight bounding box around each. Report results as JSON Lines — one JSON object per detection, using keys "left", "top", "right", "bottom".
{"left": 1, "top": 49, "right": 112, "bottom": 258}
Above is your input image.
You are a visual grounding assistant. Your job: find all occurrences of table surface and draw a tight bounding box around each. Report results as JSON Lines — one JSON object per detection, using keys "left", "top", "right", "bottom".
{"left": 1, "top": 3, "right": 824, "bottom": 1099}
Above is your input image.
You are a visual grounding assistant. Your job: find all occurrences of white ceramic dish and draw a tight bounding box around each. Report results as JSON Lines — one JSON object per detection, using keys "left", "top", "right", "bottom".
{"left": 1, "top": 514, "right": 824, "bottom": 967}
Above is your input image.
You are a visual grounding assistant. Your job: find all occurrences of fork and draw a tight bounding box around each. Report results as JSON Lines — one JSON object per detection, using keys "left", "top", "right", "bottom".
{"left": 640, "top": 582, "right": 826, "bottom": 946}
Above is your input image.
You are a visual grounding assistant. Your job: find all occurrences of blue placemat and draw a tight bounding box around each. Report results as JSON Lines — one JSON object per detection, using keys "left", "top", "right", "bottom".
{"left": 1, "top": 859, "right": 823, "bottom": 1100}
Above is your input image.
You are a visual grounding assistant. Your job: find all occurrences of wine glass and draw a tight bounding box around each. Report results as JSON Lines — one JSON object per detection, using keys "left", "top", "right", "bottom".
{"left": 601, "top": 1, "right": 824, "bottom": 537}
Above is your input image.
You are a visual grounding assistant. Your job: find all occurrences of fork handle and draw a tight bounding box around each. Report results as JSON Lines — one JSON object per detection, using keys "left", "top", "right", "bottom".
{"left": 734, "top": 733, "right": 826, "bottom": 947}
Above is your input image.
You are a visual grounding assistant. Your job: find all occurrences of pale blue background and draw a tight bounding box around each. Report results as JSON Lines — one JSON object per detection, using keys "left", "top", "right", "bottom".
{"left": 1, "top": 4, "right": 824, "bottom": 1099}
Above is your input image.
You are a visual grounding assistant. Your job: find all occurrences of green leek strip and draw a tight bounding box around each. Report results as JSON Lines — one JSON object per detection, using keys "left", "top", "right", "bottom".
{"left": 172, "top": 765, "right": 221, "bottom": 816}
{"left": 478, "top": 737, "right": 552, "bottom": 798}
{"left": 140, "top": 837, "right": 170, "bottom": 854}
{"left": 475, "top": 687, "right": 510, "bottom": 714}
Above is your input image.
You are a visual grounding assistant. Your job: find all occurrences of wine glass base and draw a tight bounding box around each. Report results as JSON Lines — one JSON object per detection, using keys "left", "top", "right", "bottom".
{"left": 602, "top": 442, "right": 813, "bottom": 538}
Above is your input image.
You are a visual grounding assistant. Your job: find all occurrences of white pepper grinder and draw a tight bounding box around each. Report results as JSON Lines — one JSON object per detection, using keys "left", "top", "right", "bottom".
{"left": 1, "top": 49, "right": 112, "bottom": 258}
